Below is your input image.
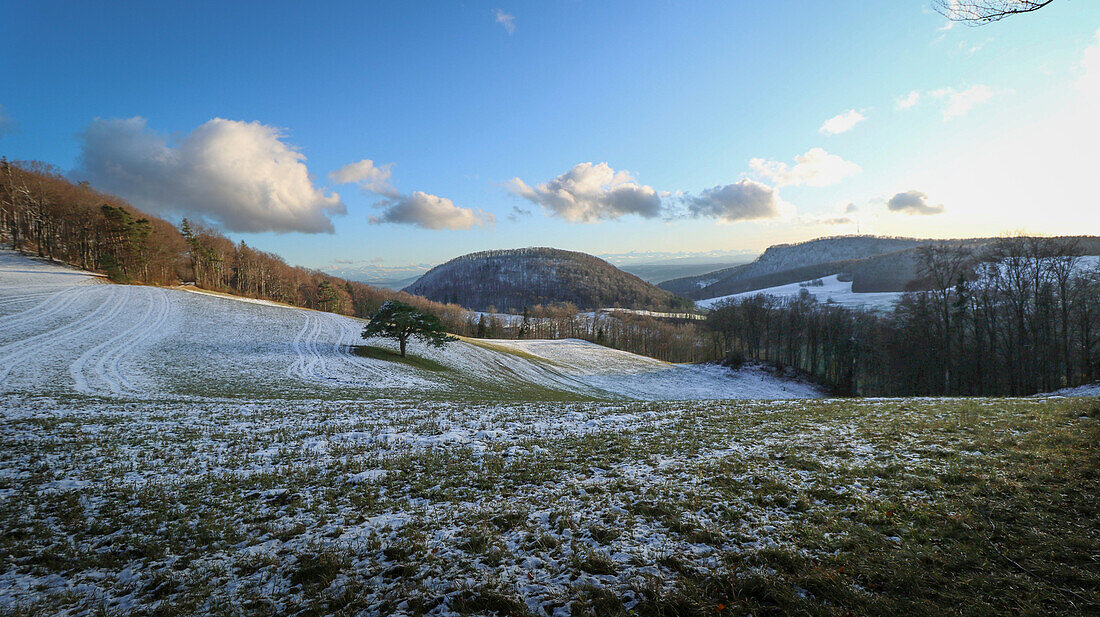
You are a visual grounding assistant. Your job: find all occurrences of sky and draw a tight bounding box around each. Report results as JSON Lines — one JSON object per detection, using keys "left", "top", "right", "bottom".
{"left": 1, "top": 1, "right": 1098, "bottom": 281}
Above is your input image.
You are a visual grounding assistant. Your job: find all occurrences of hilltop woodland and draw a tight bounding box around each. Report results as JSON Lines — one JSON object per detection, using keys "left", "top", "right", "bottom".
{"left": 3, "top": 158, "right": 1098, "bottom": 395}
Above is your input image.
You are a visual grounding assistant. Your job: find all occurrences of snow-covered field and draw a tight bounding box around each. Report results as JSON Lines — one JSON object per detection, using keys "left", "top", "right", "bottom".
{"left": 696, "top": 274, "right": 903, "bottom": 311}
{"left": 2, "top": 394, "right": 1096, "bottom": 615}
{"left": 1, "top": 251, "right": 1098, "bottom": 615}
{"left": 0, "top": 250, "right": 820, "bottom": 401}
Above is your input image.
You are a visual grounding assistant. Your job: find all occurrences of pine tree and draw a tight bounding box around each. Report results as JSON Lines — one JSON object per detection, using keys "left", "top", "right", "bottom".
{"left": 361, "top": 301, "right": 456, "bottom": 358}
{"left": 518, "top": 306, "right": 531, "bottom": 339}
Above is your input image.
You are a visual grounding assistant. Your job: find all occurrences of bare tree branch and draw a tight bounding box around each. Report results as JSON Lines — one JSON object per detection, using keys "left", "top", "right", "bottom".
{"left": 933, "top": 0, "right": 1056, "bottom": 25}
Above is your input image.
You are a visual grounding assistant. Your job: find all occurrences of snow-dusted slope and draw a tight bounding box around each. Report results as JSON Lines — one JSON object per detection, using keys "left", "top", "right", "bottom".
{"left": 697, "top": 274, "right": 903, "bottom": 311}
{"left": 0, "top": 251, "right": 821, "bottom": 401}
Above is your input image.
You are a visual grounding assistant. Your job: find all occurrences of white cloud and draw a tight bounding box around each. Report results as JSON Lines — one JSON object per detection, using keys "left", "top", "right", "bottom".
{"left": 819, "top": 109, "right": 865, "bottom": 135}
{"left": 887, "top": 190, "right": 945, "bottom": 216}
{"left": 494, "top": 9, "right": 515, "bottom": 35}
{"left": 332, "top": 157, "right": 484, "bottom": 231}
{"left": 370, "top": 191, "right": 494, "bottom": 230}
{"left": 685, "top": 179, "right": 782, "bottom": 223}
{"left": 749, "top": 148, "right": 861, "bottom": 188}
{"left": 895, "top": 90, "right": 921, "bottom": 110}
{"left": 1078, "top": 27, "right": 1100, "bottom": 97}
{"left": 930, "top": 84, "right": 998, "bottom": 120}
{"left": 329, "top": 159, "right": 395, "bottom": 195}
{"left": 507, "top": 162, "right": 662, "bottom": 222}
{"left": 75, "top": 117, "right": 345, "bottom": 233}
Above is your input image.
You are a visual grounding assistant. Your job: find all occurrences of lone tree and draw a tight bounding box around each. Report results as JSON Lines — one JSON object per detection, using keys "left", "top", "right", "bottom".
{"left": 361, "top": 300, "right": 456, "bottom": 358}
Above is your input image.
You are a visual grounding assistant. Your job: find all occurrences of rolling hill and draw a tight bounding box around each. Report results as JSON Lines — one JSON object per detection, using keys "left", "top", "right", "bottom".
{"left": 0, "top": 249, "right": 817, "bottom": 401}
{"left": 403, "top": 247, "right": 693, "bottom": 313}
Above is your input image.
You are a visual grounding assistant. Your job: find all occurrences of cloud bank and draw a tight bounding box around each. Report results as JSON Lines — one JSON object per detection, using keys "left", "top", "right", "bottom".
{"left": 819, "top": 110, "right": 865, "bottom": 135}
{"left": 370, "top": 191, "right": 494, "bottom": 230}
{"left": 685, "top": 179, "right": 781, "bottom": 223}
{"left": 507, "top": 162, "right": 661, "bottom": 222}
{"left": 75, "top": 117, "right": 345, "bottom": 233}
{"left": 887, "top": 190, "right": 945, "bottom": 215}
{"left": 749, "top": 148, "right": 861, "bottom": 187}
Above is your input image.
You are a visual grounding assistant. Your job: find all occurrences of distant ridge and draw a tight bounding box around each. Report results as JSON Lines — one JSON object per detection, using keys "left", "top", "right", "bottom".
{"left": 404, "top": 247, "right": 692, "bottom": 313}
{"left": 661, "top": 234, "right": 1100, "bottom": 300}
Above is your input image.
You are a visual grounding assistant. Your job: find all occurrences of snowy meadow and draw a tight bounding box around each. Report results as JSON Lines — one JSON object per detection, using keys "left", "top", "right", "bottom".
{"left": 1, "top": 253, "right": 1098, "bottom": 616}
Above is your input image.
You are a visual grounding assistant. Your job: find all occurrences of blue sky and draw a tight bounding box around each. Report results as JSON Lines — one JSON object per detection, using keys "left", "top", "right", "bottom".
{"left": 2, "top": 1, "right": 1098, "bottom": 279}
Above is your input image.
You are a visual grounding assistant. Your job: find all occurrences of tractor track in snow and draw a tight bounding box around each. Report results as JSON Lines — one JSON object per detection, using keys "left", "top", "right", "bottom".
{"left": 288, "top": 312, "right": 327, "bottom": 382}
{"left": 286, "top": 311, "right": 433, "bottom": 389}
{"left": 69, "top": 287, "right": 174, "bottom": 395}
{"left": 0, "top": 285, "right": 100, "bottom": 331}
{"left": 0, "top": 285, "right": 131, "bottom": 382}
{"left": 0, "top": 289, "right": 59, "bottom": 307}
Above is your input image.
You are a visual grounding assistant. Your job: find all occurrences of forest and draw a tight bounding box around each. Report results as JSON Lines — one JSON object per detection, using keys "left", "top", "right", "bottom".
{"left": 704, "top": 238, "right": 1100, "bottom": 396}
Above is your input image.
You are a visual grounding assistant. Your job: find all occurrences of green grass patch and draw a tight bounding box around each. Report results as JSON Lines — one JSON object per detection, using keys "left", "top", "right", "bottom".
{"left": 461, "top": 337, "right": 569, "bottom": 368}
{"left": 350, "top": 345, "right": 451, "bottom": 372}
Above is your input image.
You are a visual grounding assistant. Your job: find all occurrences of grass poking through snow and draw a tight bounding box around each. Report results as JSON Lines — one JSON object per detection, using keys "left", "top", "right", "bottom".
{"left": 0, "top": 395, "right": 1097, "bottom": 616}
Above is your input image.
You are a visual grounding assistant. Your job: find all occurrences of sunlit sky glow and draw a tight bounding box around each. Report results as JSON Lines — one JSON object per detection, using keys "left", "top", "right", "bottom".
{"left": 2, "top": 2, "right": 1098, "bottom": 278}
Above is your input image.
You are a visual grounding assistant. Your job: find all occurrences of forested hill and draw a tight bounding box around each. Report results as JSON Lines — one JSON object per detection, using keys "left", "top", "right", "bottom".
{"left": 661, "top": 234, "right": 1100, "bottom": 300}
{"left": 403, "top": 247, "right": 694, "bottom": 313}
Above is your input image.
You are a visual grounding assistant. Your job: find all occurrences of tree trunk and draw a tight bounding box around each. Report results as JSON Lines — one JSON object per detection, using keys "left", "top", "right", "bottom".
{"left": 399, "top": 336, "right": 407, "bottom": 358}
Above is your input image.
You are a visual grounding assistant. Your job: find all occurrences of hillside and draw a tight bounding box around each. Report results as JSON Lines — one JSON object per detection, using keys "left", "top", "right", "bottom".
{"left": 403, "top": 247, "right": 693, "bottom": 313}
{"left": 0, "top": 249, "right": 818, "bottom": 401}
{"left": 664, "top": 235, "right": 1100, "bottom": 300}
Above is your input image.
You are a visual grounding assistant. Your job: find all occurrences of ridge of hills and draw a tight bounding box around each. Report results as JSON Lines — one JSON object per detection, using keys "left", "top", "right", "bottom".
{"left": 660, "top": 234, "right": 1100, "bottom": 300}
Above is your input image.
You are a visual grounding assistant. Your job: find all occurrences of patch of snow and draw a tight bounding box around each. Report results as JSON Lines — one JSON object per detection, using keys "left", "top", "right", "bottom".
{"left": 696, "top": 274, "right": 903, "bottom": 311}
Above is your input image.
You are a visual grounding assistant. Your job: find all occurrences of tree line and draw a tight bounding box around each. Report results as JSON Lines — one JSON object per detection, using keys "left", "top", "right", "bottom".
{"left": 705, "top": 237, "right": 1100, "bottom": 396}
{"left": 467, "top": 303, "right": 710, "bottom": 363}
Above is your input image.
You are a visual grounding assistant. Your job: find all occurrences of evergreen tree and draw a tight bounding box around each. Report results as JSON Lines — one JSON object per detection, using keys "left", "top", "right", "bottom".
{"left": 361, "top": 301, "right": 456, "bottom": 357}
{"left": 518, "top": 306, "right": 531, "bottom": 339}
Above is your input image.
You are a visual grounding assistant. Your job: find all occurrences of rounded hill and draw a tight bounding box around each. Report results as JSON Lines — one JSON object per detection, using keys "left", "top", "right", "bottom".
{"left": 403, "top": 247, "right": 692, "bottom": 313}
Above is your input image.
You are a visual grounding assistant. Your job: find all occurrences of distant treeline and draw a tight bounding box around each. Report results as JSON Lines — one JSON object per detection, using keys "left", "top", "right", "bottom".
{"left": 705, "top": 238, "right": 1100, "bottom": 396}
{"left": 467, "top": 304, "right": 710, "bottom": 363}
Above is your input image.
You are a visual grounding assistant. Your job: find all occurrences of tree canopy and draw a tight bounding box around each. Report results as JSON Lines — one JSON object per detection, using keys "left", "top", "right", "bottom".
{"left": 361, "top": 301, "right": 456, "bottom": 357}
